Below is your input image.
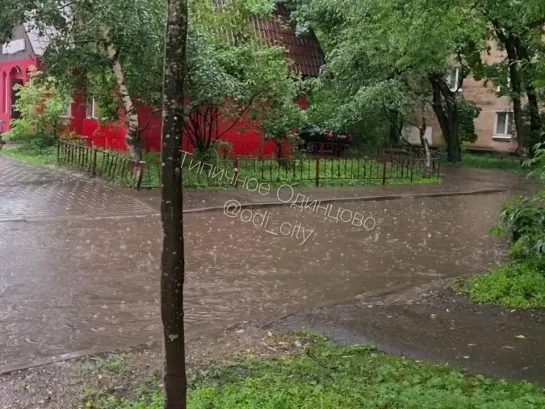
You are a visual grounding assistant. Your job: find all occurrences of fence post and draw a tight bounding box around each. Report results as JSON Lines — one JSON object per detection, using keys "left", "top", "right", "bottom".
{"left": 315, "top": 157, "right": 320, "bottom": 187}
{"left": 91, "top": 149, "right": 97, "bottom": 177}
{"left": 410, "top": 158, "right": 414, "bottom": 183}
{"left": 382, "top": 158, "right": 387, "bottom": 185}
{"left": 233, "top": 158, "right": 239, "bottom": 188}
{"left": 56, "top": 140, "right": 61, "bottom": 164}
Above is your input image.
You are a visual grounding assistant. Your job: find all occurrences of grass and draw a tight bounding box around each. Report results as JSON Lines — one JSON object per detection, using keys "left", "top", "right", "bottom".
{"left": 460, "top": 262, "right": 545, "bottom": 309}
{"left": 140, "top": 154, "right": 440, "bottom": 189}
{"left": 0, "top": 144, "right": 57, "bottom": 166}
{"left": 82, "top": 337, "right": 545, "bottom": 409}
{"left": 457, "top": 152, "right": 529, "bottom": 175}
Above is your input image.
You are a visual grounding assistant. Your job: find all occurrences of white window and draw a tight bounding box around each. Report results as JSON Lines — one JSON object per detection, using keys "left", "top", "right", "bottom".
{"left": 494, "top": 111, "right": 514, "bottom": 139}
{"left": 447, "top": 67, "right": 462, "bottom": 92}
{"left": 86, "top": 98, "right": 99, "bottom": 119}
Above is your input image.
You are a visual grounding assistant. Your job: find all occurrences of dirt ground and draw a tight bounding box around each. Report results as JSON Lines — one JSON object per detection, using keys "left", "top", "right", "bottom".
{"left": 0, "top": 324, "right": 307, "bottom": 409}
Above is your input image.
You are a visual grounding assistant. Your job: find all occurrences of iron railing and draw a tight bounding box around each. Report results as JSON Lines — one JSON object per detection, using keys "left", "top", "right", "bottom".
{"left": 140, "top": 154, "right": 440, "bottom": 189}
{"left": 57, "top": 140, "right": 144, "bottom": 188}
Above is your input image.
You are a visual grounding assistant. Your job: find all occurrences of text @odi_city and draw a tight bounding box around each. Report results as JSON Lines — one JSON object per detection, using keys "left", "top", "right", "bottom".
{"left": 179, "top": 151, "right": 376, "bottom": 229}
{"left": 224, "top": 200, "right": 316, "bottom": 245}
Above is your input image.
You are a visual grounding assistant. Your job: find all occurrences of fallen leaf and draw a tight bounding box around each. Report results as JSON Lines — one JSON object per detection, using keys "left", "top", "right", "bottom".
{"left": 468, "top": 343, "right": 476, "bottom": 347}
{"left": 430, "top": 314, "right": 437, "bottom": 319}
{"left": 463, "top": 356, "right": 470, "bottom": 359}
{"left": 515, "top": 335, "right": 526, "bottom": 339}
{"left": 502, "top": 346, "right": 515, "bottom": 349}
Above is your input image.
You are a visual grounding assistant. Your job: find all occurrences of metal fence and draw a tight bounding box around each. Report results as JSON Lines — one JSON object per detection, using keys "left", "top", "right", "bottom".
{"left": 140, "top": 154, "right": 440, "bottom": 189}
{"left": 57, "top": 140, "right": 144, "bottom": 188}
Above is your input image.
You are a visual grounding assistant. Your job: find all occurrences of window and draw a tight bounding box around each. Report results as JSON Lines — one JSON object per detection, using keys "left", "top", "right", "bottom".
{"left": 86, "top": 97, "right": 99, "bottom": 119}
{"left": 494, "top": 111, "right": 514, "bottom": 139}
{"left": 447, "top": 67, "right": 461, "bottom": 92}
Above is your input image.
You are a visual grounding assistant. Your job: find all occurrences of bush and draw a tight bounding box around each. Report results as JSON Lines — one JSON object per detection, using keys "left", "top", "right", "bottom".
{"left": 492, "top": 196, "right": 545, "bottom": 261}
{"left": 5, "top": 71, "right": 71, "bottom": 150}
{"left": 464, "top": 262, "right": 545, "bottom": 309}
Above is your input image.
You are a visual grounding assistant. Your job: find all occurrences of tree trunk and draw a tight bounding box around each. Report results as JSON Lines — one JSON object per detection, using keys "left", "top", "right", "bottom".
{"left": 516, "top": 40, "right": 542, "bottom": 148}
{"left": 161, "top": 0, "right": 189, "bottom": 408}
{"left": 418, "top": 118, "right": 432, "bottom": 178}
{"left": 102, "top": 30, "right": 142, "bottom": 161}
{"left": 499, "top": 31, "right": 526, "bottom": 156}
{"left": 429, "top": 76, "right": 461, "bottom": 163}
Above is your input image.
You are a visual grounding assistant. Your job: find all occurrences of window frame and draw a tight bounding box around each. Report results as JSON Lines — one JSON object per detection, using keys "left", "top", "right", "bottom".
{"left": 493, "top": 110, "right": 514, "bottom": 140}
{"left": 86, "top": 97, "right": 99, "bottom": 119}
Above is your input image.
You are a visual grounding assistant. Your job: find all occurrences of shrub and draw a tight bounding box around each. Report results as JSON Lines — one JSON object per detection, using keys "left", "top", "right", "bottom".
{"left": 5, "top": 71, "right": 71, "bottom": 150}
{"left": 464, "top": 262, "right": 545, "bottom": 309}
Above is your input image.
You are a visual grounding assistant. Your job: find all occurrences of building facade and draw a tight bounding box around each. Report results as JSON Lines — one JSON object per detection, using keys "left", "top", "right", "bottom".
{"left": 404, "top": 44, "right": 518, "bottom": 153}
{"left": 0, "top": 5, "right": 323, "bottom": 156}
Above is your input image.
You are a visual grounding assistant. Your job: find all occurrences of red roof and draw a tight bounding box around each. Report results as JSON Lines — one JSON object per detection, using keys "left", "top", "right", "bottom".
{"left": 252, "top": 5, "right": 324, "bottom": 77}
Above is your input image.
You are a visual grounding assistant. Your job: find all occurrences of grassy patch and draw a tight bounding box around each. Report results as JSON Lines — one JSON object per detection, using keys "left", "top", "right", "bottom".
{"left": 461, "top": 262, "right": 545, "bottom": 309}
{"left": 87, "top": 338, "right": 545, "bottom": 409}
{"left": 0, "top": 145, "right": 57, "bottom": 166}
{"left": 140, "top": 155, "right": 440, "bottom": 189}
{"left": 460, "top": 153, "right": 528, "bottom": 175}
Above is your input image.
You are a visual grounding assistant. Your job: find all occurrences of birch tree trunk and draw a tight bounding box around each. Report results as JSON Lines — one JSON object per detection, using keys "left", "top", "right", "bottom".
{"left": 161, "top": 0, "right": 189, "bottom": 408}
{"left": 102, "top": 30, "right": 143, "bottom": 161}
{"left": 418, "top": 118, "right": 432, "bottom": 178}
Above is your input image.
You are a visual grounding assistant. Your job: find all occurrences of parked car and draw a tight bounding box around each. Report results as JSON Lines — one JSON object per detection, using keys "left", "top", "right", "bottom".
{"left": 298, "top": 125, "right": 352, "bottom": 155}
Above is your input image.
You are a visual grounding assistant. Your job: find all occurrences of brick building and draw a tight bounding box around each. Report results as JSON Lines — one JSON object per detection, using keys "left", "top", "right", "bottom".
{"left": 404, "top": 43, "right": 518, "bottom": 153}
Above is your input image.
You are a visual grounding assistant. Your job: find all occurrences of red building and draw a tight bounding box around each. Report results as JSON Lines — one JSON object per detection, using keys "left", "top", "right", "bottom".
{"left": 0, "top": 6, "right": 323, "bottom": 156}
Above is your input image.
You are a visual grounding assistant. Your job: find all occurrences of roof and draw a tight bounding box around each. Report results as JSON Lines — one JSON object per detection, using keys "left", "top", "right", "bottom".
{"left": 23, "top": 23, "right": 56, "bottom": 57}
{"left": 252, "top": 5, "right": 324, "bottom": 77}
{"left": 20, "top": 4, "right": 324, "bottom": 77}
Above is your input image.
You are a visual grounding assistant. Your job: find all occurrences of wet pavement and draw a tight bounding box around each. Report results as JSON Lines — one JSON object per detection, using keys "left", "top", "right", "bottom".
{"left": 265, "top": 283, "right": 545, "bottom": 386}
{"left": 0, "top": 155, "right": 534, "bottom": 375}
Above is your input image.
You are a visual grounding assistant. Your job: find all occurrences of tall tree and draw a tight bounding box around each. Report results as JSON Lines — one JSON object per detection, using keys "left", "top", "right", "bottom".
{"left": 289, "top": 0, "right": 485, "bottom": 163}
{"left": 161, "top": 0, "right": 188, "bottom": 407}
{"left": 472, "top": 0, "right": 545, "bottom": 154}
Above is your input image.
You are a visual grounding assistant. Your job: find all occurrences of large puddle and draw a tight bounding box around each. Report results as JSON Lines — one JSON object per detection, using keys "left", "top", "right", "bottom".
{"left": 0, "top": 192, "right": 511, "bottom": 371}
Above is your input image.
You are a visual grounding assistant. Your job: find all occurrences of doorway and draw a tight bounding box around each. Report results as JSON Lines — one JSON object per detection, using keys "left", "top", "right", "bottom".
{"left": 10, "top": 78, "right": 24, "bottom": 120}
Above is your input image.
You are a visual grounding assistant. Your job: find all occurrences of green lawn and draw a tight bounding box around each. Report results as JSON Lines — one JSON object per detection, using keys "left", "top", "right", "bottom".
{"left": 459, "top": 262, "right": 545, "bottom": 309}
{"left": 88, "top": 337, "right": 545, "bottom": 409}
{"left": 458, "top": 152, "right": 529, "bottom": 175}
{"left": 0, "top": 145, "right": 57, "bottom": 166}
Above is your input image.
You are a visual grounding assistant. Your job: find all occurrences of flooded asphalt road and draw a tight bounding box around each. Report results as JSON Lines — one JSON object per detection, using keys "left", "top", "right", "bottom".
{"left": 0, "top": 186, "right": 512, "bottom": 372}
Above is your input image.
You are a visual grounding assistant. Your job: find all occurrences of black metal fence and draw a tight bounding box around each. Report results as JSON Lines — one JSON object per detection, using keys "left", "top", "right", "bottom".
{"left": 57, "top": 140, "right": 144, "bottom": 188}
{"left": 139, "top": 153, "right": 440, "bottom": 189}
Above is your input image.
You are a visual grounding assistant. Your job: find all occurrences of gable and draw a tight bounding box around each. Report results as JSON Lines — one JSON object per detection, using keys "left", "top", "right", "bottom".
{"left": 0, "top": 25, "right": 36, "bottom": 63}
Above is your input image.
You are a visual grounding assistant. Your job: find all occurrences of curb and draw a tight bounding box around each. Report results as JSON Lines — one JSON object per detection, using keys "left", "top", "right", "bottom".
{"left": 182, "top": 188, "right": 509, "bottom": 214}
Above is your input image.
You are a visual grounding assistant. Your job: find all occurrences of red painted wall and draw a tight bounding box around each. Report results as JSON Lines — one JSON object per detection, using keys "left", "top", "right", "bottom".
{"left": 0, "top": 57, "right": 39, "bottom": 131}
{"left": 79, "top": 93, "right": 307, "bottom": 157}
{"left": 0, "top": 55, "right": 307, "bottom": 158}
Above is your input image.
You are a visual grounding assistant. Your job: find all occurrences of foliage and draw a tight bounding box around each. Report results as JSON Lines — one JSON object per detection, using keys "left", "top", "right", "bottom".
{"left": 5, "top": 71, "right": 71, "bottom": 150}
{"left": 184, "top": 25, "right": 304, "bottom": 158}
{"left": 80, "top": 338, "right": 545, "bottom": 408}
{"left": 463, "top": 262, "right": 545, "bottom": 309}
{"left": 489, "top": 145, "right": 545, "bottom": 262}
{"left": 457, "top": 99, "right": 481, "bottom": 143}
{"left": 290, "top": 0, "right": 486, "bottom": 161}
{"left": 492, "top": 195, "right": 545, "bottom": 262}
{"left": 463, "top": 143, "right": 545, "bottom": 309}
